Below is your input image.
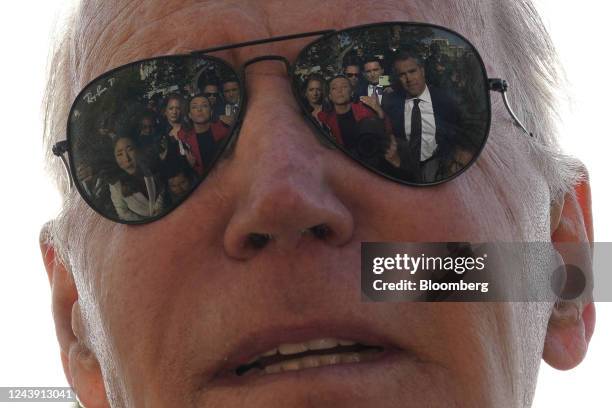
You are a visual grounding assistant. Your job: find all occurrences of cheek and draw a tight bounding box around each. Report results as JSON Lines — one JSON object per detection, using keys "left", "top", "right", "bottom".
{"left": 424, "top": 302, "right": 534, "bottom": 403}
{"left": 79, "top": 171, "right": 238, "bottom": 374}
{"left": 339, "top": 176, "right": 509, "bottom": 242}
{"left": 86, "top": 227, "right": 201, "bottom": 390}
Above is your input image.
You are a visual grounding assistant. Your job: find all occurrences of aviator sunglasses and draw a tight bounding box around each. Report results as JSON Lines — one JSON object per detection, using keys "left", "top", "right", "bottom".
{"left": 53, "top": 22, "right": 532, "bottom": 224}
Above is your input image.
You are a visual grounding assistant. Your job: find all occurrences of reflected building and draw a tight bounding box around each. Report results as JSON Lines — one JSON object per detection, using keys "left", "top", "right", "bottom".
{"left": 429, "top": 38, "right": 467, "bottom": 60}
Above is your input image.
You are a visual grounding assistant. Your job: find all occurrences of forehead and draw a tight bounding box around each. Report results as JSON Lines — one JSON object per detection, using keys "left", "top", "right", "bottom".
{"left": 115, "top": 138, "right": 132, "bottom": 149}
{"left": 169, "top": 173, "right": 187, "bottom": 182}
{"left": 74, "top": 0, "right": 491, "bottom": 86}
{"left": 330, "top": 78, "right": 350, "bottom": 87}
{"left": 364, "top": 61, "right": 382, "bottom": 69}
{"left": 191, "top": 97, "right": 209, "bottom": 105}
{"left": 395, "top": 58, "right": 420, "bottom": 69}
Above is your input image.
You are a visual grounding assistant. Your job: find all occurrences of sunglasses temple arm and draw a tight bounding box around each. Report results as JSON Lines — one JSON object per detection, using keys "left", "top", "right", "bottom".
{"left": 52, "top": 140, "right": 74, "bottom": 191}
{"left": 489, "top": 79, "right": 534, "bottom": 138}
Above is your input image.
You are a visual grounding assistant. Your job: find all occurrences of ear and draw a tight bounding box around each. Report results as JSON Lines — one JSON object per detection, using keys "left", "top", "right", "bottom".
{"left": 39, "top": 224, "right": 110, "bottom": 408}
{"left": 543, "top": 176, "right": 596, "bottom": 370}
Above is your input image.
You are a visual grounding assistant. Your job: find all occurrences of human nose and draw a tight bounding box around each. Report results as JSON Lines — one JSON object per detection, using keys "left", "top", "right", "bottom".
{"left": 222, "top": 76, "right": 354, "bottom": 259}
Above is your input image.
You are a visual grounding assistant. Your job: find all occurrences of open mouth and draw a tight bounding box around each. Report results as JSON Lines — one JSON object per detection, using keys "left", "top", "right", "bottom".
{"left": 235, "top": 338, "right": 384, "bottom": 377}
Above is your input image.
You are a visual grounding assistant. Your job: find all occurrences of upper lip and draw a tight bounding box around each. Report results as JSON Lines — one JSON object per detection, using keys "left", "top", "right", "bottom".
{"left": 210, "top": 319, "right": 400, "bottom": 381}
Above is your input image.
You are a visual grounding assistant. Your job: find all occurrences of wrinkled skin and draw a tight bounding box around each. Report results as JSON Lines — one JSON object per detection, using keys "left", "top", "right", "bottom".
{"left": 41, "top": 1, "right": 595, "bottom": 407}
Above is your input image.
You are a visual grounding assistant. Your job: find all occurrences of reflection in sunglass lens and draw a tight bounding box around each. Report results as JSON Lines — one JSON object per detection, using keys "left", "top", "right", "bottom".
{"left": 293, "top": 23, "right": 490, "bottom": 185}
{"left": 68, "top": 56, "right": 242, "bottom": 223}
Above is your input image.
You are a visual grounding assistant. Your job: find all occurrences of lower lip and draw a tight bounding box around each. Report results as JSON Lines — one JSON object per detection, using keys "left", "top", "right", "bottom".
{"left": 210, "top": 349, "right": 416, "bottom": 388}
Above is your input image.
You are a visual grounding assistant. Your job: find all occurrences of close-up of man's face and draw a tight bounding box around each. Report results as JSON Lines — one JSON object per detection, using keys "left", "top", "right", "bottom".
{"left": 168, "top": 173, "right": 191, "bottom": 198}
{"left": 329, "top": 77, "right": 352, "bottom": 106}
{"left": 39, "top": 1, "right": 597, "bottom": 407}
{"left": 344, "top": 65, "right": 361, "bottom": 88}
{"left": 189, "top": 96, "right": 212, "bottom": 125}
{"left": 223, "top": 81, "right": 241, "bottom": 105}
{"left": 139, "top": 117, "right": 154, "bottom": 137}
{"left": 364, "top": 61, "right": 383, "bottom": 85}
{"left": 394, "top": 57, "right": 426, "bottom": 97}
{"left": 203, "top": 85, "right": 219, "bottom": 107}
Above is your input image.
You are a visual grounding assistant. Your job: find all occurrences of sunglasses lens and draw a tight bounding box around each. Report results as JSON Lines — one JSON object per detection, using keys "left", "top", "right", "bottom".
{"left": 68, "top": 56, "right": 242, "bottom": 223}
{"left": 293, "top": 24, "right": 490, "bottom": 184}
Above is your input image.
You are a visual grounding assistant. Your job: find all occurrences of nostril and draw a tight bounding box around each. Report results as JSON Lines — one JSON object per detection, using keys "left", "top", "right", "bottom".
{"left": 310, "top": 224, "right": 330, "bottom": 240}
{"left": 247, "top": 233, "right": 272, "bottom": 249}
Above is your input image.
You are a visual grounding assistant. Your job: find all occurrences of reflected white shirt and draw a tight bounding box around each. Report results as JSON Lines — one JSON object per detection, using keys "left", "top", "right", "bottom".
{"left": 403, "top": 86, "right": 437, "bottom": 161}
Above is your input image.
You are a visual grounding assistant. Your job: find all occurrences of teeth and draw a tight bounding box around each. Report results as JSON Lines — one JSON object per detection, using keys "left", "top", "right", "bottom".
{"left": 279, "top": 343, "right": 308, "bottom": 355}
{"left": 261, "top": 352, "right": 364, "bottom": 374}
{"left": 319, "top": 354, "right": 341, "bottom": 365}
{"left": 264, "top": 364, "right": 282, "bottom": 374}
{"left": 302, "top": 355, "right": 320, "bottom": 368}
{"left": 279, "top": 359, "right": 302, "bottom": 372}
{"left": 261, "top": 348, "right": 277, "bottom": 357}
{"left": 307, "top": 338, "right": 339, "bottom": 350}
{"left": 340, "top": 353, "right": 361, "bottom": 363}
{"left": 256, "top": 338, "right": 356, "bottom": 360}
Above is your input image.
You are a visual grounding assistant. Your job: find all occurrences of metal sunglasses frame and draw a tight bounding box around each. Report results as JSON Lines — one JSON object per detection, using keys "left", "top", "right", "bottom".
{"left": 52, "top": 22, "right": 533, "bottom": 224}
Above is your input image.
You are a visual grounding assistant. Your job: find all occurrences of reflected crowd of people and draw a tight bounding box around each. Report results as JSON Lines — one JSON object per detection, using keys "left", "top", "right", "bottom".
{"left": 75, "top": 47, "right": 486, "bottom": 222}
{"left": 300, "top": 50, "right": 486, "bottom": 183}
{"left": 75, "top": 77, "right": 241, "bottom": 221}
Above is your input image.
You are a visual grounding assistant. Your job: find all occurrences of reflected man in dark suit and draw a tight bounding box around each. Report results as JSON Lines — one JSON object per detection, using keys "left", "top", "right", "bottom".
{"left": 343, "top": 63, "right": 363, "bottom": 102}
{"left": 382, "top": 51, "right": 467, "bottom": 182}
{"left": 355, "top": 57, "right": 390, "bottom": 104}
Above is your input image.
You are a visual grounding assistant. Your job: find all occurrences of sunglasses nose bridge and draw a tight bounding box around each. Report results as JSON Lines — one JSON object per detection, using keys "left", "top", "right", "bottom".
{"left": 243, "top": 55, "right": 291, "bottom": 74}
